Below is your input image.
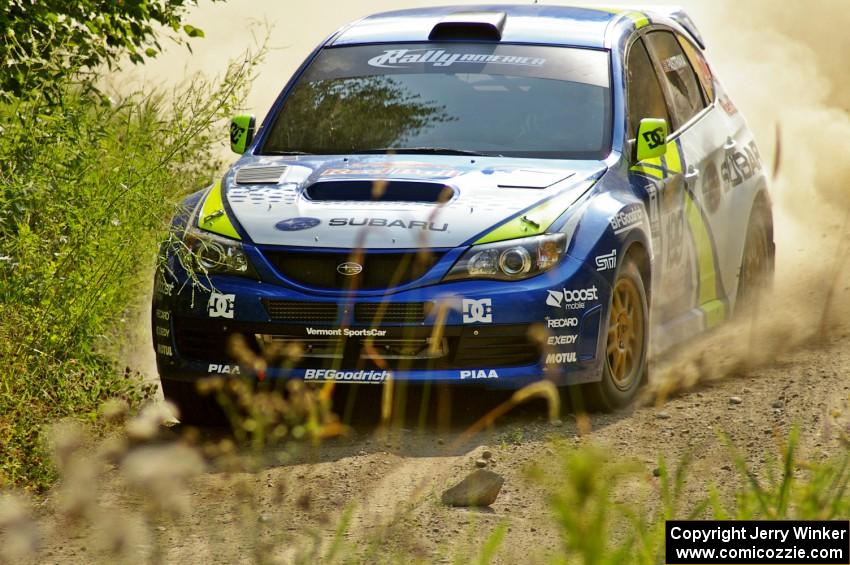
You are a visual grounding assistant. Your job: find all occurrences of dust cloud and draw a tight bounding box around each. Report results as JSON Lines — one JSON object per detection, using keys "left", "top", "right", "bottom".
{"left": 124, "top": 1, "right": 850, "bottom": 392}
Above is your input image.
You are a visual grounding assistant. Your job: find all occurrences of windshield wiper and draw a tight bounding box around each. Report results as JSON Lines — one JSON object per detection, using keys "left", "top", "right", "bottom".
{"left": 358, "top": 147, "right": 490, "bottom": 157}
{"left": 263, "top": 150, "right": 314, "bottom": 156}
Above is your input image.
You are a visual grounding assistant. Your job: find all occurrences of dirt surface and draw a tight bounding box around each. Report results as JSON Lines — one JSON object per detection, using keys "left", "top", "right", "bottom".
{"left": 32, "top": 324, "right": 850, "bottom": 563}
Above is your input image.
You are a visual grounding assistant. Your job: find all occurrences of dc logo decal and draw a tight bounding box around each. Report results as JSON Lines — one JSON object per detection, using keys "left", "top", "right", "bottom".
{"left": 208, "top": 292, "right": 235, "bottom": 319}
{"left": 462, "top": 298, "right": 493, "bottom": 324}
{"left": 230, "top": 122, "right": 245, "bottom": 145}
{"left": 642, "top": 127, "right": 665, "bottom": 150}
{"left": 275, "top": 217, "right": 321, "bottom": 231}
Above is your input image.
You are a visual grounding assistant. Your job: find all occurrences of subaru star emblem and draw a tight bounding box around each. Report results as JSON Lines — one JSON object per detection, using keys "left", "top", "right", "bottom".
{"left": 275, "top": 217, "right": 321, "bottom": 231}
{"left": 337, "top": 262, "right": 363, "bottom": 276}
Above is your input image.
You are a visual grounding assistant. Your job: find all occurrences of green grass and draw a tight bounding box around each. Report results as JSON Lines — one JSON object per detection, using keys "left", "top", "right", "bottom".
{"left": 0, "top": 49, "right": 261, "bottom": 490}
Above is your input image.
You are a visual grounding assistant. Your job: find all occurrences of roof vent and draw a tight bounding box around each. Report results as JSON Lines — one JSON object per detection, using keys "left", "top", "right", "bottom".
{"left": 428, "top": 11, "right": 506, "bottom": 41}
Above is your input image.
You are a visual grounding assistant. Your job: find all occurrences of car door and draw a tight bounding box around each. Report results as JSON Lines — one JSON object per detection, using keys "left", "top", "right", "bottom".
{"left": 624, "top": 36, "right": 693, "bottom": 326}
{"left": 643, "top": 29, "right": 730, "bottom": 332}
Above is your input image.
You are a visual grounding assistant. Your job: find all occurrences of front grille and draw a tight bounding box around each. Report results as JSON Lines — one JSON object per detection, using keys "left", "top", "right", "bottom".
{"left": 263, "top": 250, "right": 444, "bottom": 290}
{"left": 264, "top": 300, "right": 338, "bottom": 322}
{"left": 354, "top": 302, "right": 430, "bottom": 323}
{"left": 173, "top": 318, "right": 256, "bottom": 362}
{"left": 451, "top": 327, "right": 542, "bottom": 368}
{"left": 173, "top": 318, "right": 542, "bottom": 370}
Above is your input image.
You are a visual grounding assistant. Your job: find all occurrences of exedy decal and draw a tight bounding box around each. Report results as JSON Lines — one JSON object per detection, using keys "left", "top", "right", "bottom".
{"left": 367, "top": 49, "right": 546, "bottom": 69}
{"left": 547, "top": 334, "right": 577, "bottom": 346}
{"left": 329, "top": 218, "right": 448, "bottom": 231}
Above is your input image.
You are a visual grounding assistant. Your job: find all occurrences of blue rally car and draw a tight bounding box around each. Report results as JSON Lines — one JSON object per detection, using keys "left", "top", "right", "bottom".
{"left": 152, "top": 4, "right": 774, "bottom": 421}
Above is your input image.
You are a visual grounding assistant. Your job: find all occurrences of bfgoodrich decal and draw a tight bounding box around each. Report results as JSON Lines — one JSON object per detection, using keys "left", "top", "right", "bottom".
{"left": 304, "top": 369, "right": 391, "bottom": 383}
{"left": 610, "top": 206, "right": 643, "bottom": 235}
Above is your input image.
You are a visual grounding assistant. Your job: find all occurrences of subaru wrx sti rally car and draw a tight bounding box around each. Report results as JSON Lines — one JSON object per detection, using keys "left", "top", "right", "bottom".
{"left": 153, "top": 5, "right": 774, "bottom": 422}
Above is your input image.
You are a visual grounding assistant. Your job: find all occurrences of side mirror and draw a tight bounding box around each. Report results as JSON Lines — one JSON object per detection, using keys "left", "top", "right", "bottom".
{"left": 634, "top": 118, "right": 668, "bottom": 162}
{"left": 230, "top": 115, "right": 256, "bottom": 154}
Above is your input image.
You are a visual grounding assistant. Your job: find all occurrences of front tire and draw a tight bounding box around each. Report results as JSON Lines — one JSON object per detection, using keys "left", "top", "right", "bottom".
{"left": 160, "top": 378, "right": 225, "bottom": 426}
{"left": 583, "top": 255, "right": 649, "bottom": 411}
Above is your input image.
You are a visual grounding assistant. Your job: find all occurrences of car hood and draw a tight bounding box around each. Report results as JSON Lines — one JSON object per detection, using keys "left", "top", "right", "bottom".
{"left": 223, "top": 155, "right": 606, "bottom": 249}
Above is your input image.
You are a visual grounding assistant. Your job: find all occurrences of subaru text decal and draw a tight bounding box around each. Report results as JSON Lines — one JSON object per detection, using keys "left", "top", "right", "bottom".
{"left": 329, "top": 218, "right": 448, "bottom": 231}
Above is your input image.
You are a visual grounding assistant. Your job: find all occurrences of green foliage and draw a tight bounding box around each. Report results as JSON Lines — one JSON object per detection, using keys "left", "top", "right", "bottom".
{"left": 0, "top": 48, "right": 261, "bottom": 490}
{"left": 0, "top": 0, "right": 221, "bottom": 100}
{"left": 531, "top": 430, "right": 850, "bottom": 564}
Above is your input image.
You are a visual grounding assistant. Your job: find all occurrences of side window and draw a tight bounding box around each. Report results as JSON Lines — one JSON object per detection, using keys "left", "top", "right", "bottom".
{"left": 644, "top": 31, "right": 706, "bottom": 129}
{"left": 677, "top": 34, "right": 715, "bottom": 102}
{"left": 625, "top": 38, "right": 670, "bottom": 140}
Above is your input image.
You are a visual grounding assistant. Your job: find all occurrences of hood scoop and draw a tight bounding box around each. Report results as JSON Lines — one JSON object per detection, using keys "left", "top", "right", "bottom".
{"left": 235, "top": 165, "right": 288, "bottom": 185}
{"left": 304, "top": 180, "right": 455, "bottom": 204}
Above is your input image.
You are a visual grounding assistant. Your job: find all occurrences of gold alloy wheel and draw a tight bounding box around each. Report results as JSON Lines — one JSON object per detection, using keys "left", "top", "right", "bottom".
{"left": 606, "top": 275, "right": 645, "bottom": 391}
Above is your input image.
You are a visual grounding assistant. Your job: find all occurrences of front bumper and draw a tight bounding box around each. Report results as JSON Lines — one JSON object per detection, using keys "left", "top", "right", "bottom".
{"left": 152, "top": 253, "right": 611, "bottom": 389}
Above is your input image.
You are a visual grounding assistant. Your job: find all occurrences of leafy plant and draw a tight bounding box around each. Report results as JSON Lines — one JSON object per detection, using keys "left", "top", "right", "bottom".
{"left": 0, "top": 0, "right": 221, "bottom": 100}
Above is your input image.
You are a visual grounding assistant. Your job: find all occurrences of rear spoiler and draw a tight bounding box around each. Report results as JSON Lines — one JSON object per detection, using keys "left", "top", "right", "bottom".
{"left": 657, "top": 6, "right": 706, "bottom": 49}
{"left": 607, "top": 4, "right": 706, "bottom": 49}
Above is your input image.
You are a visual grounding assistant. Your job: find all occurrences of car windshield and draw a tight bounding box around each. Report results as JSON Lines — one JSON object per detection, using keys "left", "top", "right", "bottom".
{"left": 261, "top": 43, "right": 612, "bottom": 160}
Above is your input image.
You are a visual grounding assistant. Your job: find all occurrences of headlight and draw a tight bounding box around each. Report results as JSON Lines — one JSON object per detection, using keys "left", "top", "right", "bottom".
{"left": 179, "top": 227, "right": 257, "bottom": 278}
{"left": 444, "top": 233, "right": 567, "bottom": 281}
